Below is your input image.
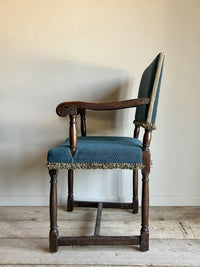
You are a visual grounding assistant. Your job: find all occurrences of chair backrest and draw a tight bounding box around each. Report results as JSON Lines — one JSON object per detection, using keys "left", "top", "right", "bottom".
{"left": 134, "top": 53, "right": 165, "bottom": 130}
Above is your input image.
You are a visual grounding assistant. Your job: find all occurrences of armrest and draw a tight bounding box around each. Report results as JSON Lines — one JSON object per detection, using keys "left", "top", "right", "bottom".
{"left": 56, "top": 98, "right": 150, "bottom": 117}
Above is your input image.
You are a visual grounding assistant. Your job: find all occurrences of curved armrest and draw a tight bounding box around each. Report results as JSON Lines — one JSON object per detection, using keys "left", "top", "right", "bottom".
{"left": 56, "top": 98, "right": 150, "bottom": 117}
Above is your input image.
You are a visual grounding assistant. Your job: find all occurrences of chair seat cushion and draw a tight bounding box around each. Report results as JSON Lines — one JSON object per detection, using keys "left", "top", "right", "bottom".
{"left": 47, "top": 136, "right": 143, "bottom": 170}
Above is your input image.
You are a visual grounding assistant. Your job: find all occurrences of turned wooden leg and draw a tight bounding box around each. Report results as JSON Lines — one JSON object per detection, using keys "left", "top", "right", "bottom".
{"left": 140, "top": 173, "right": 149, "bottom": 252}
{"left": 132, "top": 125, "right": 140, "bottom": 214}
{"left": 67, "top": 169, "right": 74, "bottom": 212}
{"left": 49, "top": 169, "right": 59, "bottom": 253}
{"left": 140, "top": 129, "right": 151, "bottom": 251}
{"left": 132, "top": 169, "right": 139, "bottom": 214}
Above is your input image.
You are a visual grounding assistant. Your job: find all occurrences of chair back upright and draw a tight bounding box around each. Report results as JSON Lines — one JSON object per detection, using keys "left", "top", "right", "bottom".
{"left": 134, "top": 53, "right": 165, "bottom": 130}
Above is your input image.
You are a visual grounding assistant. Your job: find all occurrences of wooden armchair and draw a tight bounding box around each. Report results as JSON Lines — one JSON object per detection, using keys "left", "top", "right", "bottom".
{"left": 47, "top": 53, "right": 165, "bottom": 252}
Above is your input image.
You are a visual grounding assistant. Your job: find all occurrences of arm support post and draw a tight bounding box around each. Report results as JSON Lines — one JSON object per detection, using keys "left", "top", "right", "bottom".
{"left": 134, "top": 125, "right": 140, "bottom": 139}
{"left": 80, "top": 109, "right": 87, "bottom": 136}
{"left": 69, "top": 115, "right": 77, "bottom": 156}
{"left": 69, "top": 106, "right": 78, "bottom": 156}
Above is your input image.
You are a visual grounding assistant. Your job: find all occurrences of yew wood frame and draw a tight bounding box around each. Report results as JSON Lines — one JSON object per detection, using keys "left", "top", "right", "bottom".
{"left": 49, "top": 97, "right": 152, "bottom": 252}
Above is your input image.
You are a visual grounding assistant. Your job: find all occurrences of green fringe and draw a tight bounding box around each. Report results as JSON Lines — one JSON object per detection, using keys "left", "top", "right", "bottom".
{"left": 47, "top": 162, "right": 144, "bottom": 170}
{"left": 133, "top": 120, "right": 156, "bottom": 130}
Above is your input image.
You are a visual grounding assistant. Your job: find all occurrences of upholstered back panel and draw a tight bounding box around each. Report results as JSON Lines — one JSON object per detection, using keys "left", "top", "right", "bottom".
{"left": 135, "top": 53, "right": 164, "bottom": 129}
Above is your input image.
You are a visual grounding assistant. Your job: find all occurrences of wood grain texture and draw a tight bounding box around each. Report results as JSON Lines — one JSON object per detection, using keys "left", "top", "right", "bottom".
{"left": 0, "top": 238, "right": 199, "bottom": 266}
{"left": 1, "top": 206, "right": 199, "bottom": 222}
{"left": 0, "top": 207, "right": 200, "bottom": 266}
{"left": 56, "top": 98, "right": 150, "bottom": 117}
{"left": 0, "top": 218, "right": 198, "bottom": 239}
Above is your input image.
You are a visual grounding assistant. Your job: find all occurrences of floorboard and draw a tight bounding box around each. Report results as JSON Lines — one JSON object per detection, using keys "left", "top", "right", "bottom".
{"left": 0, "top": 207, "right": 199, "bottom": 266}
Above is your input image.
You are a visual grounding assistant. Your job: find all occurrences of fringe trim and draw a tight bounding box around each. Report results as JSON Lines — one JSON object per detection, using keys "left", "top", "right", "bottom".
{"left": 147, "top": 53, "right": 165, "bottom": 123}
{"left": 47, "top": 162, "right": 144, "bottom": 170}
{"left": 133, "top": 120, "right": 156, "bottom": 130}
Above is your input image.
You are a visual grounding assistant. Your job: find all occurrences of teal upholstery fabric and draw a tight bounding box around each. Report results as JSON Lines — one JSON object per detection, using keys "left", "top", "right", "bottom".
{"left": 48, "top": 136, "right": 143, "bottom": 165}
{"left": 151, "top": 64, "right": 163, "bottom": 124}
{"left": 135, "top": 53, "right": 164, "bottom": 125}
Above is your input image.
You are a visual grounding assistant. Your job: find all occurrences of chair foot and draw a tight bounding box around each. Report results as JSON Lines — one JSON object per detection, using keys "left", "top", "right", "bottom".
{"left": 49, "top": 228, "right": 59, "bottom": 253}
{"left": 132, "top": 197, "right": 138, "bottom": 214}
{"left": 140, "top": 228, "right": 149, "bottom": 252}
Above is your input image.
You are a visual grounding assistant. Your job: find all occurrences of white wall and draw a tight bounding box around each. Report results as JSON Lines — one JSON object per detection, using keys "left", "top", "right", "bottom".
{"left": 1, "top": 0, "right": 200, "bottom": 206}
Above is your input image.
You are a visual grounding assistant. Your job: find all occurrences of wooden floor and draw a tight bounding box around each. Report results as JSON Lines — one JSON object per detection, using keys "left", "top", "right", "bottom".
{"left": 0, "top": 206, "right": 199, "bottom": 266}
